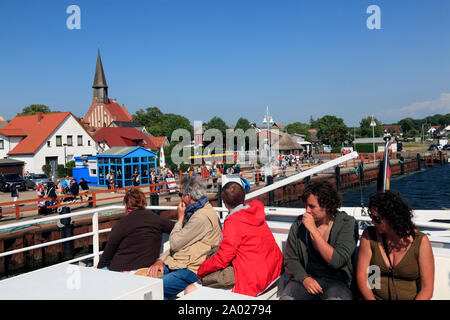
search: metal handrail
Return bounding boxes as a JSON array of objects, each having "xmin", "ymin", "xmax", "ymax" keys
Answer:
[{"xmin": 1, "ymin": 204, "xmax": 450, "ymax": 268}]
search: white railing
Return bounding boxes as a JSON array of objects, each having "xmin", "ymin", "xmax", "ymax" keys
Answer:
[{"xmin": 1, "ymin": 204, "xmax": 450, "ymax": 272}]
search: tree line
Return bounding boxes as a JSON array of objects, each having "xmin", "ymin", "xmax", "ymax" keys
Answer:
[{"xmin": 15, "ymin": 104, "xmax": 449, "ymax": 154}]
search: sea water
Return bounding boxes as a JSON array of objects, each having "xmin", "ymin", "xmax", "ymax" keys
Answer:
[{"xmin": 283, "ymin": 164, "xmax": 450, "ymax": 210}]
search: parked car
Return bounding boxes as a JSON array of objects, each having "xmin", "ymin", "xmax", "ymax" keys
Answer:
[
  {"xmin": 443, "ymin": 144, "xmax": 450, "ymax": 151},
  {"xmin": 0, "ymin": 174, "xmax": 27, "ymax": 192},
  {"xmin": 25, "ymin": 173, "xmax": 51, "ymax": 190},
  {"xmin": 428, "ymin": 144, "xmax": 439, "ymax": 151}
]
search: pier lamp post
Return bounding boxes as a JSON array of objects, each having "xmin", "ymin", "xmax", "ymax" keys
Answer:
[
  {"xmin": 422, "ymin": 122, "xmax": 429, "ymax": 144},
  {"xmin": 370, "ymin": 116, "xmax": 376, "ymax": 162},
  {"xmin": 263, "ymin": 106, "xmax": 274, "ymax": 176}
]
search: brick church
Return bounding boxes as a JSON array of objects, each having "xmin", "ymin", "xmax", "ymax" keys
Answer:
[
  {"xmin": 82, "ymin": 51, "xmax": 169, "ymax": 153},
  {"xmin": 82, "ymin": 50, "xmax": 133, "ymax": 131}
]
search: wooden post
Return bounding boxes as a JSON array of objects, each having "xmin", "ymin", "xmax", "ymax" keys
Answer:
[
  {"xmin": 92, "ymin": 192, "xmax": 97, "ymax": 208},
  {"xmin": 335, "ymin": 166, "xmax": 341, "ymax": 189}
]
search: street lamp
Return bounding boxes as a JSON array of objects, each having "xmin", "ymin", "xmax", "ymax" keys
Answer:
[
  {"xmin": 370, "ymin": 116, "xmax": 376, "ymax": 162},
  {"xmin": 422, "ymin": 122, "xmax": 428, "ymax": 144},
  {"xmin": 263, "ymin": 106, "xmax": 274, "ymax": 174}
]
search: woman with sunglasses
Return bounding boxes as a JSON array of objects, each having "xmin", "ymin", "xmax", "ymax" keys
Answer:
[{"xmin": 356, "ymin": 191, "xmax": 434, "ymax": 300}]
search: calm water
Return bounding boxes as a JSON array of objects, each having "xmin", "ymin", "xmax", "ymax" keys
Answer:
[{"xmin": 285, "ymin": 164, "xmax": 450, "ymax": 210}]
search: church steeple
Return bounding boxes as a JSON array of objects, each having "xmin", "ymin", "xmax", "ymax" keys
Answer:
[{"xmin": 92, "ymin": 49, "xmax": 109, "ymax": 104}]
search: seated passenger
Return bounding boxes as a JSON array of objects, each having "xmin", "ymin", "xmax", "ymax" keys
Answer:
[
  {"xmin": 146, "ymin": 176, "xmax": 221, "ymax": 299},
  {"xmin": 96, "ymin": 189, "xmax": 175, "ymax": 272},
  {"xmin": 281, "ymin": 181, "xmax": 357, "ymax": 300},
  {"xmin": 356, "ymin": 191, "xmax": 434, "ymax": 300},
  {"xmin": 189, "ymin": 182, "xmax": 283, "ymax": 296}
]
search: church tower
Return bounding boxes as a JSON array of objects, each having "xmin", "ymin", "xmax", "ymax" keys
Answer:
[
  {"xmin": 92, "ymin": 49, "xmax": 109, "ymax": 104},
  {"xmin": 83, "ymin": 49, "xmax": 132, "ymax": 131}
]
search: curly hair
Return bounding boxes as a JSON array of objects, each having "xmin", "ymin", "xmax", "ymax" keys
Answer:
[
  {"xmin": 123, "ymin": 188, "xmax": 147, "ymax": 212},
  {"xmin": 301, "ymin": 180, "xmax": 342, "ymax": 216},
  {"xmin": 368, "ymin": 191, "xmax": 416, "ymax": 238}
]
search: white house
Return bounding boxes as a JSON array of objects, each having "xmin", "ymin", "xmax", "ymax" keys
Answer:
[
  {"xmin": 2, "ymin": 112, "xmax": 102, "ymax": 174},
  {"xmin": 0, "ymin": 129, "xmax": 27, "ymax": 160}
]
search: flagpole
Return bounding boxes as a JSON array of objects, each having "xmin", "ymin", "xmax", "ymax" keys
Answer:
[{"xmin": 382, "ymin": 130, "xmax": 391, "ymax": 192}]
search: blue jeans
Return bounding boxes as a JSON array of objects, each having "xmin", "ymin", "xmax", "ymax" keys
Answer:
[
  {"xmin": 280, "ymin": 277, "xmax": 353, "ymax": 300},
  {"xmin": 161, "ymin": 265, "xmax": 198, "ymax": 300}
]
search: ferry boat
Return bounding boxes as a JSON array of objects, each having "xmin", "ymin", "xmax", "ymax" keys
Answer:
[{"xmin": 0, "ymin": 151, "xmax": 449, "ymax": 300}]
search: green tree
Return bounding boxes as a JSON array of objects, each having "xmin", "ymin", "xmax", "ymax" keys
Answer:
[
  {"xmin": 132, "ymin": 107, "xmax": 193, "ymax": 138},
  {"xmin": 234, "ymin": 117, "xmax": 252, "ymax": 131},
  {"xmin": 314, "ymin": 115, "xmax": 351, "ymax": 149},
  {"xmin": 164, "ymin": 140, "xmax": 193, "ymax": 172},
  {"xmin": 205, "ymin": 116, "xmax": 228, "ymax": 136},
  {"xmin": 162, "ymin": 113, "xmax": 193, "ymax": 139},
  {"xmin": 133, "ymin": 107, "xmax": 165, "ymax": 136},
  {"xmin": 233, "ymin": 117, "xmax": 256, "ymax": 151},
  {"xmin": 17, "ymin": 104, "xmax": 52, "ymax": 116},
  {"xmin": 285, "ymin": 121, "xmax": 312, "ymax": 141},
  {"xmin": 398, "ymin": 117, "xmax": 417, "ymax": 137},
  {"xmin": 359, "ymin": 116, "xmax": 383, "ymax": 138}
]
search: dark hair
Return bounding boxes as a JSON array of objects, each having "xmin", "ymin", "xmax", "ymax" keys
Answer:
[
  {"xmin": 301, "ymin": 181, "xmax": 342, "ymax": 216},
  {"xmin": 221, "ymin": 182, "xmax": 245, "ymax": 209},
  {"xmin": 123, "ymin": 188, "xmax": 147, "ymax": 211},
  {"xmin": 369, "ymin": 191, "xmax": 415, "ymax": 238}
]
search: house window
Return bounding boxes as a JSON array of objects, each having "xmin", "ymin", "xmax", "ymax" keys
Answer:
[
  {"xmin": 67, "ymin": 136, "xmax": 73, "ymax": 146},
  {"xmin": 88, "ymin": 140, "xmax": 91, "ymax": 146},
  {"xmin": 0, "ymin": 140, "xmax": 4, "ymax": 149},
  {"xmin": 47, "ymin": 141, "xmax": 51, "ymax": 147},
  {"xmin": 77, "ymin": 135, "xmax": 83, "ymax": 146},
  {"xmin": 56, "ymin": 136, "xmax": 62, "ymax": 146}
]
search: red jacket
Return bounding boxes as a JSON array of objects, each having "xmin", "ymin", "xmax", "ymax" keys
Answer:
[{"xmin": 197, "ymin": 200, "xmax": 283, "ymax": 296}]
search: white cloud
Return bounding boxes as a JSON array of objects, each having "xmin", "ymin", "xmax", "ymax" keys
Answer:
[{"xmin": 383, "ymin": 93, "xmax": 450, "ymax": 120}]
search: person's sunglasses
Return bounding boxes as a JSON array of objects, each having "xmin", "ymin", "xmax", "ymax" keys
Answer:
[{"xmin": 368, "ymin": 209, "xmax": 382, "ymax": 224}]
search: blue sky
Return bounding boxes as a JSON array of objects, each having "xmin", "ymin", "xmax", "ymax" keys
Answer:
[{"xmin": 1, "ymin": 0, "xmax": 450, "ymax": 127}]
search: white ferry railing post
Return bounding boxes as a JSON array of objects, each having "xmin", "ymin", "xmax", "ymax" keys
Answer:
[{"xmin": 92, "ymin": 211, "xmax": 100, "ymax": 266}]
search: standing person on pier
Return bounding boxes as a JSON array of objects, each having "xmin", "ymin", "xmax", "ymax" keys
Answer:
[
  {"xmin": 281, "ymin": 181, "xmax": 358, "ymax": 300},
  {"xmin": 10, "ymin": 184, "xmax": 19, "ymax": 205}
]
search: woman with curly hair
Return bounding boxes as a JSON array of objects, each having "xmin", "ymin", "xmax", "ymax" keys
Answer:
[
  {"xmin": 356, "ymin": 191, "xmax": 434, "ymax": 300},
  {"xmin": 281, "ymin": 181, "xmax": 358, "ymax": 300}
]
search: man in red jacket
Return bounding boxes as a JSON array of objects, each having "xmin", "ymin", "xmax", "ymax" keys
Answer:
[{"xmin": 193, "ymin": 182, "xmax": 283, "ymax": 297}]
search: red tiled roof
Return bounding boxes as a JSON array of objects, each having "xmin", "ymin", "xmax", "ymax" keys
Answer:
[
  {"xmin": 93, "ymin": 127, "xmax": 157, "ymax": 150},
  {"xmin": 5, "ymin": 112, "xmax": 99, "ymax": 155},
  {"xmin": 0, "ymin": 128, "xmax": 28, "ymax": 137},
  {"xmin": 83, "ymin": 99, "xmax": 132, "ymax": 126},
  {"xmin": 5, "ymin": 113, "xmax": 71, "ymax": 155},
  {"xmin": 107, "ymin": 100, "xmax": 132, "ymax": 122},
  {"xmin": 148, "ymin": 136, "xmax": 167, "ymax": 149}
]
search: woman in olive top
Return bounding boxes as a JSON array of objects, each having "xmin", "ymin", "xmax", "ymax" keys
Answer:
[
  {"xmin": 281, "ymin": 181, "xmax": 358, "ymax": 300},
  {"xmin": 97, "ymin": 189, "xmax": 175, "ymax": 272},
  {"xmin": 356, "ymin": 191, "xmax": 434, "ymax": 300}
]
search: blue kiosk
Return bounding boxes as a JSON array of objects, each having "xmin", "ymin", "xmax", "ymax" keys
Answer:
[
  {"xmin": 96, "ymin": 146, "xmax": 158, "ymax": 188},
  {"xmin": 73, "ymin": 147, "xmax": 158, "ymax": 187}
]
